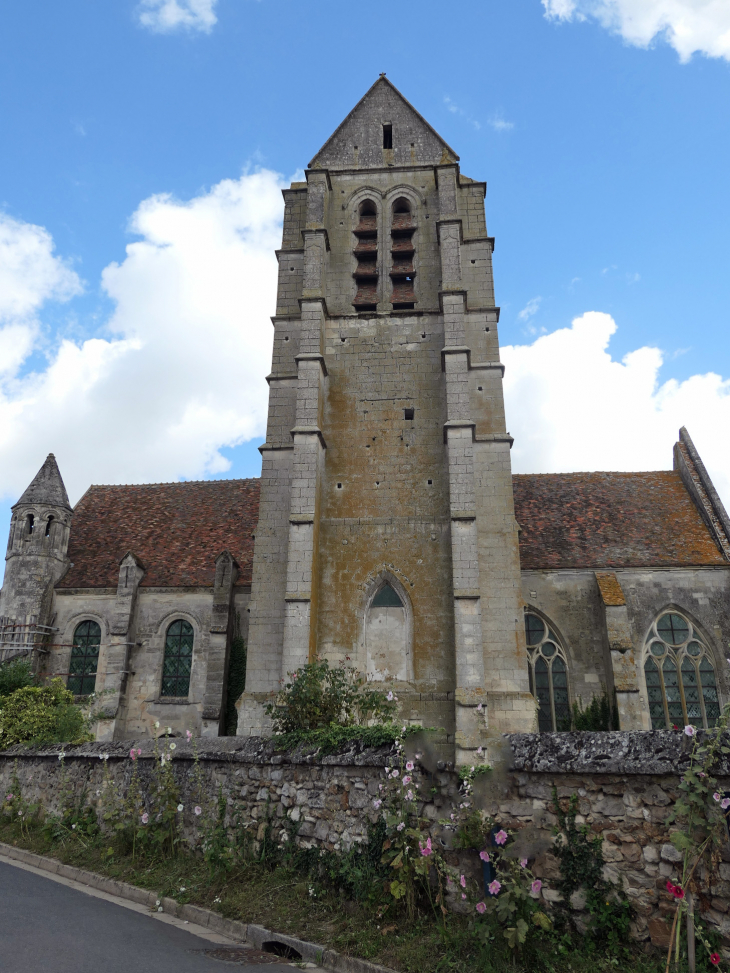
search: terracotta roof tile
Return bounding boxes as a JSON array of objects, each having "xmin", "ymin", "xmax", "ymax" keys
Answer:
[
  {"xmin": 513, "ymin": 471, "xmax": 727, "ymax": 570},
  {"xmin": 58, "ymin": 480, "xmax": 260, "ymax": 589}
]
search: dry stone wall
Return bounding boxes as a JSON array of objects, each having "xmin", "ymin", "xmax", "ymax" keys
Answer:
[{"xmin": 3, "ymin": 731, "xmax": 730, "ymax": 952}]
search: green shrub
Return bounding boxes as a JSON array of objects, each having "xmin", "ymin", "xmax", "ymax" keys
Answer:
[
  {"xmin": 0, "ymin": 658, "xmax": 35, "ymax": 698},
  {"xmin": 0, "ymin": 678, "xmax": 90, "ymax": 747},
  {"xmin": 571, "ymin": 693, "xmax": 618, "ymax": 731},
  {"xmin": 265, "ymin": 659, "xmax": 397, "ymax": 734}
]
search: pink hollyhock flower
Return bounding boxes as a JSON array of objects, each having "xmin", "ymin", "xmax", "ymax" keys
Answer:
[
  {"xmin": 373, "ymin": 799, "xmax": 382, "ymax": 809},
  {"xmin": 672, "ymin": 885, "xmax": 685, "ymax": 900},
  {"xmin": 186, "ymin": 730, "xmax": 192, "ymax": 741},
  {"xmin": 391, "ymin": 769, "xmax": 399, "ymax": 779},
  {"xmin": 479, "ymin": 850, "xmax": 490, "ymax": 862},
  {"xmin": 714, "ymin": 792, "xmax": 721, "ymax": 802},
  {"xmin": 419, "ymin": 837, "xmax": 432, "ymax": 857},
  {"xmin": 477, "ymin": 703, "xmax": 483, "ymax": 712},
  {"xmin": 141, "ymin": 812, "xmax": 149, "ymax": 824},
  {"xmin": 406, "ymin": 761, "xmax": 414, "ymax": 772},
  {"xmin": 722, "ymin": 798, "xmax": 730, "ymax": 810},
  {"xmin": 494, "ymin": 830, "xmax": 508, "ymax": 845},
  {"xmin": 194, "ymin": 806, "xmax": 202, "ymax": 816},
  {"xmin": 520, "ymin": 858, "xmax": 528, "ymax": 868},
  {"xmin": 684, "ymin": 725, "xmax": 696, "ymax": 737},
  {"xmin": 476, "ymin": 901, "xmax": 486, "ymax": 914},
  {"xmin": 531, "ymin": 880, "xmax": 542, "ymax": 894},
  {"xmin": 488, "ymin": 880, "xmax": 501, "ymax": 895},
  {"xmin": 460, "ymin": 875, "xmax": 466, "ymax": 888},
  {"xmin": 397, "ymin": 822, "xmax": 405, "ymax": 832},
  {"xmin": 130, "ymin": 748, "xmax": 137, "ymax": 760},
  {"xmin": 461, "ymin": 893, "xmax": 466, "ymax": 900},
  {"xmin": 402, "ymin": 775, "xmax": 412, "ymax": 785},
  {"xmin": 406, "ymin": 790, "xmax": 414, "ymax": 801}
]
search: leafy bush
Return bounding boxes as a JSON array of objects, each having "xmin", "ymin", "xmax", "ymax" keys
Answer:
[
  {"xmin": 0, "ymin": 658, "xmax": 35, "ymax": 698},
  {"xmin": 571, "ymin": 693, "xmax": 618, "ymax": 731},
  {"xmin": 0, "ymin": 679, "xmax": 90, "ymax": 747},
  {"xmin": 265, "ymin": 659, "xmax": 397, "ymax": 734}
]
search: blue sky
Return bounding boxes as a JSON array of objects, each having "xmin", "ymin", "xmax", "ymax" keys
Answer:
[{"xmin": 1, "ymin": 0, "xmax": 729, "ymax": 578}]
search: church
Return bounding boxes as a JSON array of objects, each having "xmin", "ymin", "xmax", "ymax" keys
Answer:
[{"xmin": 1, "ymin": 77, "xmax": 728, "ymax": 764}]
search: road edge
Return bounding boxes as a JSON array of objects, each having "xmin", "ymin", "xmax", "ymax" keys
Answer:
[{"xmin": 0, "ymin": 841, "xmax": 396, "ymax": 973}]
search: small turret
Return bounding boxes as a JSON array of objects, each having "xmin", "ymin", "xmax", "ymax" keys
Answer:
[{"xmin": 0, "ymin": 454, "xmax": 73, "ymax": 656}]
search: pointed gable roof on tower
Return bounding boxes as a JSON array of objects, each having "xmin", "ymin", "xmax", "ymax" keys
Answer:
[
  {"xmin": 308, "ymin": 75, "xmax": 459, "ymax": 171},
  {"xmin": 13, "ymin": 454, "xmax": 72, "ymax": 511}
]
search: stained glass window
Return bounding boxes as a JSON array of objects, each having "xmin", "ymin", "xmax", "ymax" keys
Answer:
[
  {"xmin": 643, "ymin": 612, "xmax": 719, "ymax": 729},
  {"xmin": 161, "ymin": 619, "xmax": 193, "ymax": 697},
  {"xmin": 68, "ymin": 620, "xmax": 101, "ymax": 696},
  {"xmin": 525, "ymin": 613, "xmax": 571, "ymax": 732}
]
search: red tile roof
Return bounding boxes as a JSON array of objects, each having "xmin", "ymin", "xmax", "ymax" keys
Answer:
[
  {"xmin": 513, "ymin": 471, "xmax": 727, "ymax": 570},
  {"xmin": 58, "ymin": 480, "xmax": 260, "ymax": 589},
  {"xmin": 56, "ymin": 469, "xmax": 726, "ymax": 589}
]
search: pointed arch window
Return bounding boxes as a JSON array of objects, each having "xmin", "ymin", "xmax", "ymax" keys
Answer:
[
  {"xmin": 366, "ymin": 581, "xmax": 411, "ymax": 682},
  {"xmin": 68, "ymin": 621, "xmax": 101, "ymax": 696},
  {"xmin": 353, "ymin": 199, "xmax": 378, "ymax": 311},
  {"xmin": 643, "ymin": 611, "xmax": 720, "ymax": 729},
  {"xmin": 525, "ymin": 613, "xmax": 570, "ymax": 732},
  {"xmin": 161, "ymin": 619, "xmax": 194, "ymax": 697},
  {"xmin": 390, "ymin": 197, "xmax": 416, "ymax": 310}
]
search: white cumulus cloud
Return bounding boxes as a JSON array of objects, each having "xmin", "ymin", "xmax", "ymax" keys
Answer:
[
  {"xmin": 542, "ymin": 0, "xmax": 730, "ymax": 62},
  {"xmin": 137, "ymin": 0, "xmax": 218, "ymax": 34},
  {"xmin": 503, "ymin": 310, "xmax": 730, "ymax": 506},
  {"xmin": 0, "ymin": 213, "xmax": 82, "ymax": 324},
  {"xmin": 0, "ymin": 169, "xmax": 285, "ymax": 504}
]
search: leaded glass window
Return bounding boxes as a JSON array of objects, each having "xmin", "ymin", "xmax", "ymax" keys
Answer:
[
  {"xmin": 161, "ymin": 620, "xmax": 193, "ymax": 697},
  {"xmin": 525, "ymin": 612, "xmax": 571, "ymax": 732},
  {"xmin": 643, "ymin": 611, "xmax": 720, "ymax": 729},
  {"xmin": 68, "ymin": 620, "xmax": 101, "ymax": 695}
]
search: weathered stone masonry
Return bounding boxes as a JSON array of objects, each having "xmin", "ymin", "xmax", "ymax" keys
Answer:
[{"xmin": 5, "ymin": 732, "xmax": 730, "ymax": 950}]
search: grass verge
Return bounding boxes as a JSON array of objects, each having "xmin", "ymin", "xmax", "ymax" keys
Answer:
[{"xmin": 0, "ymin": 817, "xmax": 670, "ymax": 973}]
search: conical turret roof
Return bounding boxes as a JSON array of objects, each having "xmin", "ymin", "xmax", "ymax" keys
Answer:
[{"xmin": 13, "ymin": 454, "xmax": 72, "ymax": 511}]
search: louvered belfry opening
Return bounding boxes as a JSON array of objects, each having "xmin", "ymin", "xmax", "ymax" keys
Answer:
[
  {"xmin": 353, "ymin": 199, "xmax": 378, "ymax": 312},
  {"xmin": 390, "ymin": 197, "xmax": 416, "ymax": 310}
]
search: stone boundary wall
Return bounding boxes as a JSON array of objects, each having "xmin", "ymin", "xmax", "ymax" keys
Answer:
[{"xmin": 2, "ymin": 731, "xmax": 730, "ymax": 951}]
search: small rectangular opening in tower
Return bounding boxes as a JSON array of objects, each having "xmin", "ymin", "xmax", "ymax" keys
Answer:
[
  {"xmin": 383, "ymin": 124, "xmax": 393, "ymax": 149},
  {"xmin": 404, "ymin": 408, "xmax": 414, "ymax": 420}
]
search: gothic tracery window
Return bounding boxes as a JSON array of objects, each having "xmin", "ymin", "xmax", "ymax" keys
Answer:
[
  {"xmin": 643, "ymin": 610, "xmax": 720, "ymax": 729},
  {"xmin": 68, "ymin": 620, "xmax": 101, "ymax": 696},
  {"xmin": 525, "ymin": 613, "xmax": 570, "ymax": 732},
  {"xmin": 161, "ymin": 619, "xmax": 194, "ymax": 697}
]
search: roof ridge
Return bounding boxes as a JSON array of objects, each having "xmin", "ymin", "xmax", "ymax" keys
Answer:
[{"xmin": 85, "ymin": 477, "xmax": 260, "ymax": 488}]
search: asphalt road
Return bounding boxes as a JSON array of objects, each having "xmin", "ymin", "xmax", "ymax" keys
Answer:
[{"xmin": 0, "ymin": 860, "xmax": 295, "ymax": 973}]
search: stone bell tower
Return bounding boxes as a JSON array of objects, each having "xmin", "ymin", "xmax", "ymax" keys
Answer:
[
  {"xmin": 0, "ymin": 454, "xmax": 72, "ymax": 656},
  {"xmin": 238, "ymin": 76, "xmax": 535, "ymax": 763}
]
